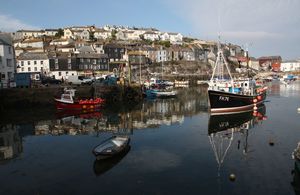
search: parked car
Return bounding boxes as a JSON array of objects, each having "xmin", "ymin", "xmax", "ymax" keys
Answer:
[
  {"xmin": 67, "ymin": 75, "xmax": 93, "ymax": 85},
  {"xmin": 41, "ymin": 77, "xmax": 62, "ymax": 85}
]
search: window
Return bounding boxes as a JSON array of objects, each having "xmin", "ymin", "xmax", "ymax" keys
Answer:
[
  {"xmin": 0, "ymin": 56, "xmax": 2, "ymax": 65},
  {"xmin": 84, "ymin": 64, "xmax": 88, "ymax": 69},
  {"xmin": 93, "ymin": 59, "xmax": 96, "ymax": 64},
  {"xmin": 34, "ymin": 61, "xmax": 37, "ymax": 65},
  {"xmin": 55, "ymin": 63, "xmax": 59, "ymax": 70},
  {"xmin": 68, "ymin": 58, "xmax": 71, "ymax": 63},
  {"xmin": 80, "ymin": 58, "xmax": 84, "ymax": 63},
  {"xmin": 59, "ymin": 72, "xmax": 61, "ymax": 76},
  {"xmin": 28, "ymin": 61, "xmax": 31, "ymax": 65},
  {"xmin": 1, "ymin": 74, "xmax": 5, "ymax": 79},
  {"xmin": 28, "ymin": 67, "xmax": 31, "ymax": 72},
  {"xmin": 21, "ymin": 61, "xmax": 24, "ymax": 66},
  {"xmin": 68, "ymin": 63, "xmax": 72, "ymax": 70},
  {"xmin": 40, "ymin": 60, "xmax": 43, "ymax": 64},
  {"xmin": 8, "ymin": 47, "xmax": 11, "ymax": 54},
  {"xmin": 21, "ymin": 67, "xmax": 24, "ymax": 71},
  {"xmin": 7, "ymin": 59, "xmax": 12, "ymax": 67},
  {"xmin": 34, "ymin": 67, "xmax": 37, "ymax": 71},
  {"xmin": 55, "ymin": 59, "xmax": 58, "ymax": 64}
]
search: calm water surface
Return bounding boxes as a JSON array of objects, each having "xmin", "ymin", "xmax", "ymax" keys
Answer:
[{"xmin": 1, "ymin": 81, "xmax": 300, "ymax": 195}]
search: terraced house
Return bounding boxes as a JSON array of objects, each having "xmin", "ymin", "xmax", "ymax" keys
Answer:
[{"xmin": 0, "ymin": 34, "xmax": 16, "ymax": 88}]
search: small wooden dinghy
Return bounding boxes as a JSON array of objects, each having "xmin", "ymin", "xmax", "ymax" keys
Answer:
[{"xmin": 92, "ymin": 136, "xmax": 130, "ymax": 160}]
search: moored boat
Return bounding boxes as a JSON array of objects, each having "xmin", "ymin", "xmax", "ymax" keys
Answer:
[
  {"xmin": 145, "ymin": 88, "xmax": 177, "ymax": 98},
  {"xmin": 92, "ymin": 136, "xmax": 130, "ymax": 160},
  {"xmin": 54, "ymin": 88, "xmax": 105, "ymax": 110},
  {"xmin": 208, "ymin": 42, "xmax": 267, "ymax": 114}
]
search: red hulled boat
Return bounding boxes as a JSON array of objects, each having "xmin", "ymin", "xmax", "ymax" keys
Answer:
[{"xmin": 54, "ymin": 88, "xmax": 105, "ymax": 110}]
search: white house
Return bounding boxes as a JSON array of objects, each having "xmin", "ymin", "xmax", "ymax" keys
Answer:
[
  {"xmin": 160, "ymin": 32, "xmax": 183, "ymax": 44},
  {"xmin": 14, "ymin": 30, "xmax": 45, "ymax": 39},
  {"xmin": 44, "ymin": 29, "xmax": 58, "ymax": 37},
  {"xmin": 0, "ymin": 35, "xmax": 16, "ymax": 88},
  {"xmin": 50, "ymin": 38, "xmax": 73, "ymax": 46},
  {"xmin": 16, "ymin": 38, "xmax": 44, "ymax": 48},
  {"xmin": 156, "ymin": 47, "xmax": 167, "ymax": 63},
  {"xmin": 94, "ymin": 28, "xmax": 111, "ymax": 40},
  {"xmin": 143, "ymin": 31, "xmax": 160, "ymax": 41},
  {"xmin": 63, "ymin": 29, "xmax": 74, "ymax": 39},
  {"xmin": 92, "ymin": 41, "xmax": 105, "ymax": 54},
  {"xmin": 17, "ymin": 52, "xmax": 50, "ymax": 78},
  {"xmin": 281, "ymin": 61, "xmax": 300, "ymax": 72},
  {"xmin": 168, "ymin": 33, "xmax": 183, "ymax": 44},
  {"xmin": 77, "ymin": 29, "xmax": 90, "ymax": 40}
]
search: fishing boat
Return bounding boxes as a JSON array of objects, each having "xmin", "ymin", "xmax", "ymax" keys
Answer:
[
  {"xmin": 208, "ymin": 42, "xmax": 267, "ymax": 114},
  {"xmin": 145, "ymin": 87, "xmax": 177, "ymax": 98},
  {"xmin": 54, "ymin": 88, "xmax": 105, "ymax": 110},
  {"xmin": 92, "ymin": 136, "xmax": 130, "ymax": 160}
]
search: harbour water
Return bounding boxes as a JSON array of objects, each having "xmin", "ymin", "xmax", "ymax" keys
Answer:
[{"xmin": 1, "ymin": 81, "xmax": 300, "ymax": 195}]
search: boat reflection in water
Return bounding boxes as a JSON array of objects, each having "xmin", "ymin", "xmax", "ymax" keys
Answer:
[
  {"xmin": 291, "ymin": 160, "xmax": 300, "ymax": 195},
  {"xmin": 208, "ymin": 104, "xmax": 267, "ymax": 174},
  {"xmin": 93, "ymin": 145, "xmax": 131, "ymax": 176}
]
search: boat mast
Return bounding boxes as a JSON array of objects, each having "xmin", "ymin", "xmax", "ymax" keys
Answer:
[
  {"xmin": 210, "ymin": 40, "xmax": 233, "ymax": 83},
  {"xmin": 139, "ymin": 47, "xmax": 142, "ymax": 85},
  {"xmin": 161, "ymin": 46, "xmax": 163, "ymax": 80}
]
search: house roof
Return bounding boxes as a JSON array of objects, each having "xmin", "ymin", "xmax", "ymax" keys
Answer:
[
  {"xmin": 17, "ymin": 29, "xmax": 44, "ymax": 33},
  {"xmin": 22, "ymin": 38, "xmax": 43, "ymax": 43},
  {"xmin": 0, "ymin": 33, "xmax": 13, "ymax": 45},
  {"xmin": 18, "ymin": 52, "xmax": 48, "ymax": 60},
  {"xmin": 76, "ymin": 53, "xmax": 108, "ymax": 58},
  {"xmin": 77, "ymin": 45, "xmax": 95, "ymax": 53},
  {"xmin": 0, "ymin": 38, "xmax": 11, "ymax": 46},
  {"xmin": 45, "ymin": 29, "xmax": 58, "ymax": 31},
  {"xmin": 258, "ymin": 56, "xmax": 282, "ymax": 60},
  {"xmin": 51, "ymin": 38, "xmax": 70, "ymax": 42},
  {"xmin": 144, "ymin": 31, "xmax": 158, "ymax": 35}
]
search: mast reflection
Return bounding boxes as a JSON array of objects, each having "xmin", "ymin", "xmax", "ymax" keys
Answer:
[{"xmin": 208, "ymin": 104, "xmax": 267, "ymax": 173}]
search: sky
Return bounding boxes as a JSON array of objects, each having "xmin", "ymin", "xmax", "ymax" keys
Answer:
[{"xmin": 0, "ymin": 0, "xmax": 299, "ymax": 60}]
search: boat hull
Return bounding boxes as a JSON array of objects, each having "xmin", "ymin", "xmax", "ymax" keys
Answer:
[
  {"xmin": 208, "ymin": 104, "xmax": 266, "ymax": 134},
  {"xmin": 145, "ymin": 89, "xmax": 177, "ymax": 98},
  {"xmin": 54, "ymin": 98, "xmax": 104, "ymax": 110},
  {"xmin": 208, "ymin": 90, "xmax": 266, "ymax": 114},
  {"xmin": 93, "ymin": 136, "xmax": 130, "ymax": 160}
]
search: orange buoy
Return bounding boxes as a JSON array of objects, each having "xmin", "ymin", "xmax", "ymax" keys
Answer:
[{"xmin": 257, "ymin": 96, "xmax": 262, "ymax": 100}]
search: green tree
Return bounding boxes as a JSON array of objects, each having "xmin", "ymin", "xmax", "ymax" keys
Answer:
[
  {"xmin": 111, "ymin": 29, "xmax": 117, "ymax": 40},
  {"xmin": 55, "ymin": 28, "xmax": 64, "ymax": 38},
  {"xmin": 89, "ymin": 31, "xmax": 96, "ymax": 41}
]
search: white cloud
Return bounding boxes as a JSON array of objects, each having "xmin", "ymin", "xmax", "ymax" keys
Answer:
[
  {"xmin": 0, "ymin": 14, "xmax": 39, "ymax": 32},
  {"xmin": 222, "ymin": 31, "xmax": 283, "ymax": 40},
  {"xmin": 163, "ymin": 0, "xmax": 300, "ymax": 59}
]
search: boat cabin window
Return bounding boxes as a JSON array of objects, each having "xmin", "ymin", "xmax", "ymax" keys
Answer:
[
  {"xmin": 62, "ymin": 95, "xmax": 71, "ymax": 100},
  {"xmin": 245, "ymin": 83, "xmax": 247, "ymax": 87},
  {"xmin": 241, "ymin": 83, "xmax": 244, "ymax": 87}
]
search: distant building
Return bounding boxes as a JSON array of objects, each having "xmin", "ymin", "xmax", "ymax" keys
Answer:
[
  {"xmin": 281, "ymin": 61, "xmax": 300, "ymax": 72},
  {"xmin": 258, "ymin": 56, "xmax": 282, "ymax": 71},
  {"xmin": 48, "ymin": 52, "xmax": 109, "ymax": 79},
  {"xmin": 103, "ymin": 43, "xmax": 126, "ymax": 62},
  {"xmin": 0, "ymin": 34, "xmax": 16, "ymax": 88},
  {"xmin": 93, "ymin": 28, "xmax": 111, "ymax": 40},
  {"xmin": 48, "ymin": 52, "xmax": 78, "ymax": 79},
  {"xmin": 17, "ymin": 52, "xmax": 50, "ymax": 79}
]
